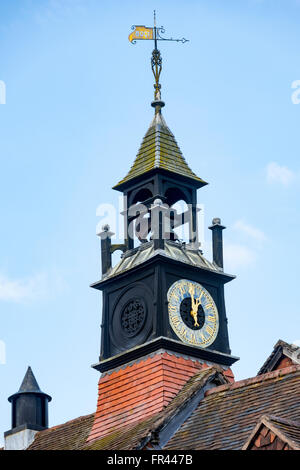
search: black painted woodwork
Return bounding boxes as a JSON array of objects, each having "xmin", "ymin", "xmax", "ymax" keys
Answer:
[
  {"xmin": 93, "ymin": 108, "xmax": 238, "ymax": 371},
  {"xmin": 115, "ymin": 169, "xmax": 203, "ymax": 250},
  {"xmin": 6, "ymin": 367, "xmax": 51, "ymax": 434},
  {"xmin": 209, "ymin": 218, "xmax": 226, "ymax": 269},
  {"xmin": 92, "ymin": 337, "xmax": 239, "ymax": 373},
  {"xmin": 92, "ymin": 250, "xmax": 235, "ymax": 365}
]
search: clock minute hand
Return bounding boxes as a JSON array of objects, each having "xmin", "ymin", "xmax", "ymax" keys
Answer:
[
  {"xmin": 188, "ymin": 284, "xmax": 195, "ymax": 309},
  {"xmin": 188, "ymin": 285, "xmax": 200, "ymax": 327}
]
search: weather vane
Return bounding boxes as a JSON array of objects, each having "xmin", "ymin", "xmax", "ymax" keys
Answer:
[{"xmin": 128, "ymin": 11, "xmax": 189, "ymax": 106}]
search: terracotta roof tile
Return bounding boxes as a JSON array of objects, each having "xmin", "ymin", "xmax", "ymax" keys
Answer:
[
  {"xmin": 22, "ymin": 345, "xmax": 299, "ymax": 450},
  {"xmin": 84, "ymin": 367, "xmax": 226, "ymax": 450},
  {"xmin": 25, "ymin": 360, "xmax": 299, "ymax": 450},
  {"xmin": 242, "ymin": 415, "xmax": 300, "ymax": 450},
  {"xmin": 87, "ymin": 352, "xmax": 230, "ymax": 444}
]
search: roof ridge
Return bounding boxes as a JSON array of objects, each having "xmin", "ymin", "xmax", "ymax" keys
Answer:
[
  {"xmin": 135, "ymin": 366, "xmax": 227, "ymax": 449},
  {"xmin": 264, "ymin": 414, "xmax": 300, "ymax": 427},
  {"xmin": 242, "ymin": 413, "xmax": 300, "ymax": 450},
  {"xmin": 205, "ymin": 364, "xmax": 300, "ymax": 396}
]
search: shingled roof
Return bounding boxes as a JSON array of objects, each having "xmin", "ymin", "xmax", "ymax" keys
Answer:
[
  {"xmin": 28, "ymin": 414, "xmax": 94, "ymax": 450},
  {"xmin": 83, "ymin": 365, "xmax": 300, "ymax": 450},
  {"xmin": 165, "ymin": 365, "xmax": 300, "ymax": 450},
  {"xmin": 24, "ymin": 350, "xmax": 300, "ymax": 450},
  {"xmin": 113, "ymin": 110, "xmax": 206, "ymax": 190},
  {"xmin": 85, "ymin": 366, "xmax": 228, "ymax": 450},
  {"xmin": 87, "ymin": 352, "xmax": 233, "ymax": 445}
]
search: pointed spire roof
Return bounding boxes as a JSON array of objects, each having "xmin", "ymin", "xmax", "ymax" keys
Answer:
[
  {"xmin": 113, "ymin": 108, "xmax": 207, "ymax": 190},
  {"xmin": 18, "ymin": 366, "xmax": 41, "ymax": 393},
  {"xmin": 8, "ymin": 366, "xmax": 52, "ymax": 402}
]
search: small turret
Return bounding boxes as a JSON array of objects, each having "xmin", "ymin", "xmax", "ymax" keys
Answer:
[
  {"xmin": 209, "ymin": 218, "xmax": 226, "ymax": 269},
  {"xmin": 4, "ymin": 366, "xmax": 51, "ymax": 450}
]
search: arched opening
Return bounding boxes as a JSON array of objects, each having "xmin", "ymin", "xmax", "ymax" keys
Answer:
[
  {"xmin": 132, "ymin": 188, "xmax": 153, "ymax": 205},
  {"xmin": 164, "ymin": 187, "xmax": 188, "ymax": 206},
  {"xmin": 126, "ymin": 188, "xmax": 153, "ymax": 248},
  {"xmin": 170, "ymin": 199, "xmax": 190, "ymax": 243}
]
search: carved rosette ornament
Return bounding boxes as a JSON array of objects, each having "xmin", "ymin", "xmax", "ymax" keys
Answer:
[{"xmin": 121, "ymin": 299, "xmax": 146, "ymax": 337}]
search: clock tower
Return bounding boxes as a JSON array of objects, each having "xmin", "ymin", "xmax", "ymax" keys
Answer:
[
  {"xmin": 91, "ymin": 35, "xmax": 238, "ymax": 371},
  {"xmin": 87, "ymin": 25, "xmax": 238, "ymax": 443},
  {"xmin": 91, "ymin": 96, "xmax": 238, "ymax": 373}
]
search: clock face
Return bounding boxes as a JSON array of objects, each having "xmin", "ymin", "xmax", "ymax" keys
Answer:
[{"xmin": 168, "ymin": 279, "xmax": 219, "ymax": 348}]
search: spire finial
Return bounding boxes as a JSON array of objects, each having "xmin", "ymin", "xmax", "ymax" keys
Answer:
[
  {"xmin": 128, "ymin": 13, "xmax": 189, "ymax": 112},
  {"xmin": 151, "ymin": 19, "xmax": 162, "ymax": 101}
]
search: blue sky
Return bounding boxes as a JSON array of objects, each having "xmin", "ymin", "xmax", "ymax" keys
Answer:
[{"xmin": 0, "ymin": 0, "xmax": 300, "ymax": 442}]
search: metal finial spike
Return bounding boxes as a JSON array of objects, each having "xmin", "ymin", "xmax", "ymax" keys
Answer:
[{"xmin": 151, "ymin": 47, "xmax": 162, "ymax": 102}]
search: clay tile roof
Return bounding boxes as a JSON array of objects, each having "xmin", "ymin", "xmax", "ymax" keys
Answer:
[
  {"xmin": 84, "ymin": 366, "xmax": 227, "ymax": 450},
  {"xmin": 25, "ymin": 362, "xmax": 300, "ymax": 450},
  {"xmin": 165, "ymin": 365, "xmax": 300, "ymax": 450},
  {"xmin": 87, "ymin": 352, "xmax": 226, "ymax": 444},
  {"xmin": 113, "ymin": 111, "xmax": 206, "ymax": 190},
  {"xmin": 242, "ymin": 415, "xmax": 300, "ymax": 450},
  {"xmin": 28, "ymin": 413, "xmax": 95, "ymax": 450}
]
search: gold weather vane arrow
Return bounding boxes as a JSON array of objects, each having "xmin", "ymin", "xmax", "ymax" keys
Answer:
[{"xmin": 128, "ymin": 11, "xmax": 189, "ymax": 104}]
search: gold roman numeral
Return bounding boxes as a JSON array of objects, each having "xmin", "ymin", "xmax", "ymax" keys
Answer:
[{"xmin": 206, "ymin": 325, "xmax": 214, "ymax": 336}]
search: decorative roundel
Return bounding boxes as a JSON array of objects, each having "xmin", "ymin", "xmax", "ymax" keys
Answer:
[
  {"xmin": 120, "ymin": 299, "xmax": 146, "ymax": 337},
  {"xmin": 168, "ymin": 279, "xmax": 219, "ymax": 348}
]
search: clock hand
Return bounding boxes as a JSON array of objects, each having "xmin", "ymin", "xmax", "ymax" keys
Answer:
[
  {"xmin": 188, "ymin": 285, "xmax": 200, "ymax": 327},
  {"xmin": 190, "ymin": 307, "xmax": 200, "ymax": 327},
  {"xmin": 192, "ymin": 297, "xmax": 201, "ymax": 327}
]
